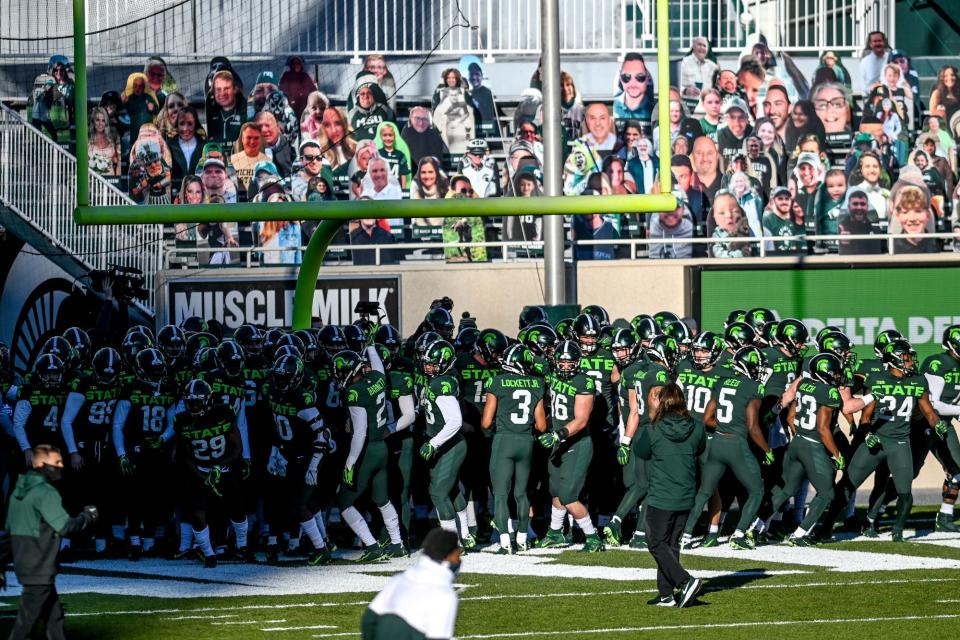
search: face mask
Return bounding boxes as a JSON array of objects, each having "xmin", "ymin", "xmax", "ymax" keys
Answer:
[{"xmin": 40, "ymin": 464, "xmax": 62, "ymax": 483}]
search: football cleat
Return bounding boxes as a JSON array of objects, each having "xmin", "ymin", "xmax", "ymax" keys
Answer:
[
  {"xmin": 202, "ymin": 553, "xmax": 217, "ymax": 569},
  {"xmin": 128, "ymin": 544, "xmax": 142, "ymax": 561},
  {"xmin": 461, "ymin": 534, "xmax": 477, "ymax": 550},
  {"xmin": 172, "ymin": 547, "xmax": 194, "ymax": 561},
  {"xmin": 746, "ymin": 529, "xmax": 767, "ymax": 547},
  {"xmin": 496, "ymin": 546, "xmax": 512, "ymax": 555},
  {"xmin": 539, "ymin": 529, "xmax": 567, "ymax": 548},
  {"xmin": 628, "ymin": 533, "xmax": 648, "ymax": 550},
  {"xmin": 385, "ymin": 543, "xmax": 408, "ymax": 558},
  {"xmin": 860, "ymin": 520, "xmax": 880, "ymax": 538},
  {"xmin": 786, "ymin": 535, "xmax": 816, "ymax": 547},
  {"xmin": 602, "ymin": 520, "xmax": 622, "ymax": 546},
  {"xmin": 680, "ymin": 533, "xmax": 694, "ymax": 550},
  {"xmin": 307, "ymin": 548, "xmax": 332, "ymax": 566},
  {"xmin": 515, "ymin": 540, "xmax": 532, "ymax": 553},
  {"xmin": 700, "ymin": 532, "xmax": 720, "ymax": 548},
  {"xmin": 265, "ymin": 544, "xmax": 280, "ymax": 564},
  {"xmin": 580, "ymin": 533, "xmax": 605, "ymax": 553},
  {"xmin": 891, "ymin": 530, "xmax": 905, "ymax": 542},
  {"xmin": 729, "ymin": 535, "xmax": 752, "ymax": 550},
  {"xmin": 935, "ymin": 513, "xmax": 960, "ymax": 533},
  {"xmin": 358, "ymin": 545, "xmax": 388, "ymax": 562}
]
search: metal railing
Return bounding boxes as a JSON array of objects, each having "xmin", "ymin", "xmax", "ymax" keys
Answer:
[
  {"xmin": 0, "ymin": 104, "xmax": 162, "ymax": 316},
  {"xmin": 163, "ymin": 231, "xmax": 960, "ymax": 268},
  {"xmin": 1, "ymin": 0, "xmax": 888, "ymax": 60}
]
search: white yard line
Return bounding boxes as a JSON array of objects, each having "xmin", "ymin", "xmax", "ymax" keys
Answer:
[
  {"xmin": 162, "ymin": 614, "xmax": 238, "ymax": 621},
  {"xmin": 261, "ymin": 624, "xmax": 338, "ymax": 632},
  {"xmin": 212, "ymin": 619, "xmax": 288, "ymax": 625}
]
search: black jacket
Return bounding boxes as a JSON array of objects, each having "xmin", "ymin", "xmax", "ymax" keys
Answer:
[{"xmin": 169, "ymin": 134, "xmax": 206, "ymax": 189}]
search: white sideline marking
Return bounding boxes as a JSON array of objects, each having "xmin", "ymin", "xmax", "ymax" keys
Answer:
[
  {"xmin": 162, "ymin": 614, "xmax": 238, "ymax": 621},
  {"xmin": 213, "ymin": 619, "xmax": 287, "ymax": 625}
]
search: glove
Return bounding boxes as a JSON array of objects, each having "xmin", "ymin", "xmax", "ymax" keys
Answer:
[
  {"xmin": 616, "ymin": 443, "xmax": 630, "ymax": 466},
  {"xmin": 83, "ymin": 505, "xmax": 99, "ymax": 523},
  {"xmin": 831, "ymin": 453, "xmax": 845, "ymax": 470},
  {"xmin": 343, "ymin": 465, "xmax": 355, "ymax": 487},
  {"xmin": 118, "ymin": 455, "xmax": 135, "ymax": 477},
  {"xmin": 762, "ymin": 450, "xmax": 775, "ymax": 466},
  {"xmin": 539, "ymin": 432, "xmax": 561, "ymax": 449},
  {"xmin": 316, "ymin": 428, "xmax": 336, "ymax": 453},
  {"xmin": 242, "ymin": 458, "xmax": 252, "ymax": 480},
  {"xmin": 145, "ymin": 436, "xmax": 164, "ymax": 450},
  {"xmin": 865, "ymin": 432, "xmax": 881, "ymax": 449},
  {"xmin": 934, "ymin": 420, "xmax": 950, "ymax": 439},
  {"xmin": 266, "ymin": 447, "xmax": 288, "ymax": 477},
  {"xmin": 419, "ymin": 442, "xmax": 436, "ymax": 461},
  {"xmin": 205, "ymin": 466, "xmax": 223, "ymax": 497}
]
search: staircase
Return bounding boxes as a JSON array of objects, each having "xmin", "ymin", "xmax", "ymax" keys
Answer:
[{"xmin": 0, "ymin": 104, "xmax": 162, "ymax": 318}]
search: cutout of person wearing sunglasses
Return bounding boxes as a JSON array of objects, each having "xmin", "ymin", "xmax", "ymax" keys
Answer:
[{"xmin": 614, "ymin": 53, "xmax": 654, "ymax": 123}]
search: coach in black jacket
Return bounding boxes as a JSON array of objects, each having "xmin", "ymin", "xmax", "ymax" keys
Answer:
[{"xmin": 6, "ymin": 445, "xmax": 97, "ymax": 640}]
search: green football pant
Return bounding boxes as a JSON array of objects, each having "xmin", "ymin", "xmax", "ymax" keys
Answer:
[
  {"xmin": 548, "ymin": 435, "xmax": 593, "ymax": 506},
  {"xmin": 771, "ymin": 436, "xmax": 835, "ymax": 532},
  {"xmin": 615, "ymin": 434, "xmax": 648, "ymax": 521},
  {"xmin": 429, "ymin": 437, "xmax": 468, "ymax": 521},
  {"xmin": 685, "ymin": 434, "xmax": 763, "ymax": 535},
  {"xmin": 840, "ymin": 434, "xmax": 914, "ymax": 532},
  {"xmin": 490, "ymin": 433, "xmax": 534, "ymax": 535},
  {"xmin": 338, "ymin": 440, "xmax": 390, "ymax": 510}
]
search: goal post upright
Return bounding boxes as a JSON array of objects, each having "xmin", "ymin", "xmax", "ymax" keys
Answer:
[{"xmin": 74, "ymin": 0, "xmax": 89, "ymax": 207}]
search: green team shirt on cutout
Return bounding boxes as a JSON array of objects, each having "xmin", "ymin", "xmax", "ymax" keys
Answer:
[
  {"xmin": 711, "ymin": 376, "xmax": 765, "ymax": 438},
  {"xmin": 793, "ymin": 379, "xmax": 841, "ymax": 443},
  {"xmin": 486, "ymin": 373, "xmax": 545, "ymax": 437}
]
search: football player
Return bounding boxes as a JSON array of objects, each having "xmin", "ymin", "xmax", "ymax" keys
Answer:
[
  {"xmin": 682, "ymin": 346, "xmax": 774, "ymax": 550},
  {"xmin": 335, "ymin": 347, "xmax": 406, "ymax": 560},
  {"xmin": 418, "ymin": 340, "xmax": 471, "ymax": 545},
  {"xmin": 481, "ymin": 344, "xmax": 547, "ymax": 553},
  {"xmin": 175, "ymin": 379, "xmax": 246, "ymax": 567},
  {"xmin": 538, "ymin": 340, "xmax": 602, "ymax": 552}
]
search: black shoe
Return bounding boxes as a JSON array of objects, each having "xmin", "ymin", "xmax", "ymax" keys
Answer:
[
  {"xmin": 678, "ymin": 577, "xmax": 703, "ymax": 608},
  {"xmin": 171, "ymin": 547, "xmax": 195, "ymax": 560},
  {"xmin": 128, "ymin": 544, "xmax": 142, "ymax": 561},
  {"xmin": 265, "ymin": 544, "xmax": 280, "ymax": 564},
  {"xmin": 647, "ymin": 595, "xmax": 676, "ymax": 607},
  {"xmin": 202, "ymin": 553, "xmax": 217, "ymax": 568}
]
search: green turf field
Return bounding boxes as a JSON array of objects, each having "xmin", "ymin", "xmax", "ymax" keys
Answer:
[{"xmin": 2, "ymin": 507, "xmax": 959, "ymax": 639}]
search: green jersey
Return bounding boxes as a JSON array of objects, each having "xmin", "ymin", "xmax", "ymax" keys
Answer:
[
  {"xmin": 421, "ymin": 375, "xmax": 460, "ymax": 439},
  {"xmin": 676, "ymin": 363, "xmax": 723, "ymax": 427},
  {"xmin": 379, "ymin": 148, "xmax": 411, "ymax": 182},
  {"xmin": 793, "ymin": 379, "xmax": 841, "ymax": 443},
  {"xmin": 921, "ymin": 353, "xmax": 960, "ymax": 407},
  {"xmin": 580, "ymin": 349, "xmax": 617, "ymax": 434},
  {"xmin": 174, "ymin": 404, "xmax": 239, "ymax": 469},
  {"xmin": 853, "ymin": 356, "xmax": 883, "ymax": 394},
  {"xmin": 762, "ymin": 347, "xmax": 802, "ymax": 397},
  {"xmin": 455, "ymin": 352, "xmax": 498, "ymax": 426},
  {"xmin": 632, "ymin": 362, "xmax": 672, "ymax": 430},
  {"xmin": 762, "ymin": 212, "xmax": 805, "ymax": 253},
  {"xmin": 197, "ymin": 369, "xmax": 246, "ymax": 416},
  {"xmin": 345, "ymin": 371, "xmax": 389, "ymax": 442},
  {"xmin": 485, "ymin": 373, "xmax": 545, "ymax": 436},
  {"xmin": 77, "ymin": 376, "xmax": 121, "ymax": 447},
  {"xmin": 387, "ymin": 359, "xmax": 415, "ymax": 427},
  {"xmin": 617, "ymin": 361, "xmax": 645, "ymax": 430},
  {"xmin": 711, "ymin": 376, "xmax": 765, "ymax": 438},
  {"xmin": 868, "ymin": 371, "xmax": 929, "ymax": 439},
  {"xmin": 546, "ymin": 372, "xmax": 595, "ymax": 442}
]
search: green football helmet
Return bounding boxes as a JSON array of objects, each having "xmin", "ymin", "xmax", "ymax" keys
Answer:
[
  {"xmin": 523, "ymin": 323, "xmax": 559, "ymax": 358},
  {"xmin": 745, "ymin": 307, "xmax": 778, "ymax": 333},
  {"xmin": 519, "ymin": 305, "xmax": 550, "ymax": 330},
  {"xmin": 690, "ymin": 331, "xmax": 723, "ymax": 371},
  {"xmin": 91, "ymin": 347, "xmax": 121, "ymax": 386},
  {"xmin": 271, "ymin": 354, "xmax": 304, "ymax": 393},
  {"xmin": 62, "ymin": 327, "xmax": 92, "ymax": 365},
  {"xmin": 724, "ymin": 309, "xmax": 747, "ymax": 329},
  {"xmin": 41, "ymin": 336, "xmax": 79, "ymax": 371},
  {"xmin": 425, "ymin": 307, "xmax": 456, "ymax": 340},
  {"xmin": 552, "ymin": 340, "xmax": 583, "ymax": 380},
  {"xmin": 731, "ymin": 345, "xmax": 769, "ymax": 383},
  {"xmin": 318, "ymin": 325, "xmax": 348, "ymax": 360},
  {"xmin": 477, "ymin": 328, "xmax": 508, "ymax": 365},
  {"xmin": 215, "ymin": 340, "xmax": 245, "ymax": 377},
  {"xmin": 882, "ymin": 339, "xmax": 917, "ymax": 376},
  {"xmin": 631, "ymin": 313, "xmax": 655, "ymax": 333},
  {"xmin": 422, "ymin": 340, "xmax": 456, "ymax": 377},
  {"xmin": 582, "ymin": 304, "xmax": 611, "ymax": 328},
  {"xmin": 157, "ymin": 324, "xmax": 187, "ymax": 361},
  {"xmin": 331, "ymin": 350, "xmax": 365, "ymax": 388},
  {"xmin": 233, "ymin": 324, "xmax": 264, "ymax": 356},
  {"xmin": 415, "ymin": 331, "xmax": 442, "ymax": 365},
  {"xmin": 874, "ymin": 328, "xmax": 903, "ymax": 358},
  {"xmin": 183, "ymin": 378, "xmax": 214, "ymax": 417},
  {"xmin": 554, "ymin": 317, "xmax": 575, "ymax": 340},
  {"xmin": 454, "ymin": 327, "xmax": 480, "ymax": 354},
  {"xmin": 572, "ymin": 313, "xmax": 602, "ymax": 356},
  {"xmin": 611, "ymin": 328, "xmax": 640, "ymax": 368},
  {"xmin": 943, "ymin": 324, "xmax": 960, "ymax": 361},
  {"xmin": 293, "ymin": 329, "xmax": 322, "ymax": 365},
  {"xmin": 773, "ymin": 318, "xmax": 809, "ymax": 358},
  {"xmin": 633, "ymin": 316, "xmax": 662, "ymax": 346},
  {"xmin": 374, "ymin": 324, "xmax": 403, "ymax": 361},
  {"xmin": 275, "ymin": 333, "xmax": 305, "ymax": 359},
  {"xmin": 663, "ymin": 320, "xmax": 693, "ymax": 355},
  {"xmin": 819, "ymin": 331, "xmax": 854, "ymax": 368},
  {"xmin": 135, "ymin": 348, "xmax": 167, "ymax": 385},
  {"xmin": 757, "ymin": 320, "xmax": 779, "ymax": 348},
  {"xmin": 646, "ymin": 335, "xmax": 680, "ymax": 373},
  {"xmin": 724, "ymin": 322, "xmax": 756, "ymax": 350},
  {"xmin": 33, "ymin": 353, "xmax": 65, "ymax": 389},
  {"xmin": 808, "ymin": 352, "xmax": 844, "ymax": 387},
  {"xmin": 500, "ymin": 343, "xmax": 536, "ymax": 376},
  {"xmin": 815, "ymin": 326, "xmax": 844, "ymax": 348},
  {"xmin": 341, "ymin": 324, "xmax": 366, "ymax": 353},
  {"xmin": 653, "ymin": 310, "xmax": 680, "ymax": 331}
]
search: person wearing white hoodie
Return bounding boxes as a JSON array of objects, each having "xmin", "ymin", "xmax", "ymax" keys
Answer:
[{"xmin": 361, "ymin": 528, "xmax": 462, "ymax": 640}]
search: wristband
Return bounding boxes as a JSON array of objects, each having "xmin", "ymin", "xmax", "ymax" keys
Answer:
[
  {"xmin": 557, "ymin": 427, "xmax": 570, "ymax": 442},
  {"xmin": 620, "ymin": 435, "xmax": 632, "ymax": 446},
  {"xmin": 860, "ymin": 393, "xmax": 874, "ymax": 406}
]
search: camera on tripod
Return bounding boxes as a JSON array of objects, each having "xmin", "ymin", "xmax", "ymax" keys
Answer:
[{"xmin": 89, "ymin": 264, "xmax": 149, "ymax": 302}]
